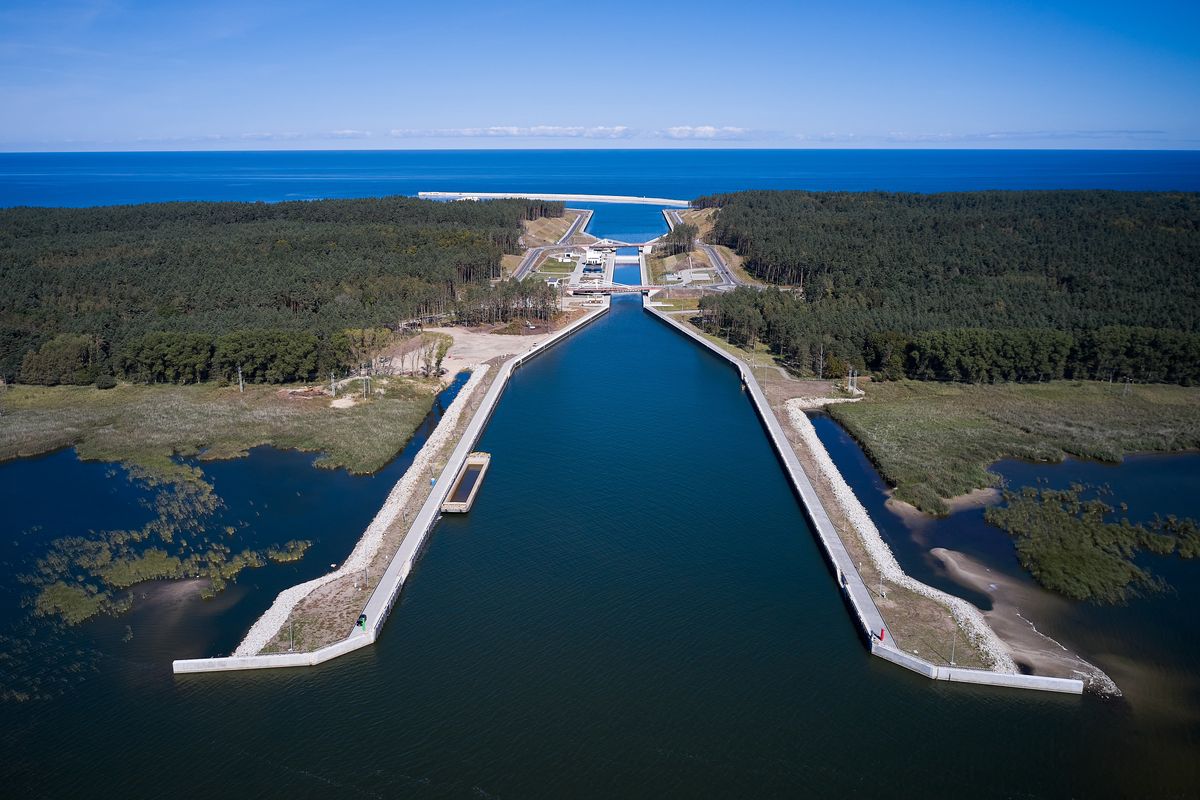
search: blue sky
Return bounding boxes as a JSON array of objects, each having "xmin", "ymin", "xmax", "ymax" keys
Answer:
[{"xmin": 1, "ymin": 0, "xmax": 1197, "ymax": 150}]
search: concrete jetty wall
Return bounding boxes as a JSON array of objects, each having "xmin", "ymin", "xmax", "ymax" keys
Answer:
[
  {"xmin": 419, "ymin": 191, "xmax": 691, "ymax": 207},
  {"xmin": 641, "ymin": 301, "xmax": 1084, "ymax": 695},
  {"xmin": 173, "ymin": 301, "xmax": 611, "ymax": 675}
]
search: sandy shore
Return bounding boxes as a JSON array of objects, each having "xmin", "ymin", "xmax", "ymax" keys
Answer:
[
  {"xmin": 785, "ymin": 395, "xmax": 862, "ymax": 411},
  {"xmin": 932, "ymin": 547, "xmax": 1118, "ymax": 695},
  {"xmin": 886, "ymin": 487, "xmax": 1002, "ymax": 529}
]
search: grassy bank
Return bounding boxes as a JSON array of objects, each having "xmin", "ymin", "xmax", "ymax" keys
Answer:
[
  {"xmin": 0, "ymin": 377, "xmax": 444, "ymax": 478},
  {"xmin": 521, "ymin": 210, "xmax": 582, "ymax": 247},
  {"xmin": 829, "ymin": 380, "xmax": 1200, "ymax": 515}
]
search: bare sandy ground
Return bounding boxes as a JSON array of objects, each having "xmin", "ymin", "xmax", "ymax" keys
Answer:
[
  {"xmin": 932, "ymin": 547, "xmax": 1118, "ymax": 694},
  {"xmin": 426, "ymin": 307, "xmax": 588, "ymax": 377},
  {"xmin": 425, "ymin": 326, "xmax": 556, "ymax": 375}
]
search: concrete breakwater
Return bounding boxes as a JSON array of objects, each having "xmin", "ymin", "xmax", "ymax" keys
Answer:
[
  {"xmin": 173, "ymin": 302, "xmax": 610, "ymax": 674},
  {"xmin": 640, "ymin": 299, "xmax": 1084, "ymax": 695},
  {"xmin": 419, "ymin": 191, "xmax": 691, "ymax": 207}
]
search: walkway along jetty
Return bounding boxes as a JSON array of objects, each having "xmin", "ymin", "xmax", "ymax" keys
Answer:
[
  {"xmin": 172, "ymin": 300, "xmax": 611, "ymax": 674},
  {"xmin": 418, "ymin": 191, "xmax": 691, "ymax": 207},
  {"xmin": 640, "ymin": 296, "xmax": 1086, "ymax": 695}
]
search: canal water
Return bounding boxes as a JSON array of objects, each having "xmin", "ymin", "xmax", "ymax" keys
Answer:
[{"xmin": 2, "ymin": 297, "xmax": 1196, "ymax": 797}]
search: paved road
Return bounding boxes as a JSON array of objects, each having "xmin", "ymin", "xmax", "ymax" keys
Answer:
[
  {"xmin": 512, "ymin": 209, "xmax": 592, "ymax": 280},
  {"xmin": 664, "ymin": 209, "xmax": 738, "ymax": 291},
  {"xmin": 699, "ymin": 243, "xmax": 738, "ymax": 291}
]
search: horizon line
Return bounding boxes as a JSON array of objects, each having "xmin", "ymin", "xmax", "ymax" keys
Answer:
[{"xmin": 4, "ymin": 146, "xmax": 1200, "ymax": 156}]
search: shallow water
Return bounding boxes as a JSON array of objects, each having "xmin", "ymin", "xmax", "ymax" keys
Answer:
[{"xmin": 0, "ymin": 373, "xmax": 468, "ymax": 688}]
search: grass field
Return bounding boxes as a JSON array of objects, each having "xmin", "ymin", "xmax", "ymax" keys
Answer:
[
  {"xmin": 674, "ymin": 208, "xmax": 764, "ymax": 287},
  {"xmin": 829, "ymin": 380, "xmax": 1200, "ymax": 514},
  {"xmin": 676, "ymin": 207, "xmax": 716, "ymax": 240},
  {"xmin": 647, "ymin": 251, "xmax": 707, "ymax": 284},
  {"xmin": 650, "ymin": 298, "xmax": 702, "ymax": 312},
  {"xmin": 500, "ymin": 253, "xmax": 523, "ymax": 278},
  {"xmin": 0, "ymin": 377, "xmax": 444, "ymax": 478},
  {"xmin": 645, "ymin": 253, "xmax": 677, "ymax": 284},
  {"xmin": 536, "ymin": 255, "xmax": 575, "ymax": 274},
  {"xmin": 521, "ymin": 211, "xmax": 581, "ymax": 248}
]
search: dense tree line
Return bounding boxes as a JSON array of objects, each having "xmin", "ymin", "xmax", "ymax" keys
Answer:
[
  {"xmin": 1, "ymin": 196, "xmax": 564, "ymax": 383},
  {"xmin": 693, "ymin": 190, "xmax": 1200, "ymax": 383},
  {"xmin": 455, "ymin": 278, "xmax": 559, "ymax": 326},
  {"xmin": 659, "ymin": 222, "xmax": 698, "ymax": 257},
  {"xmin": 702, "ymin": 288, "xmax": 1200, "ymax": 384}
]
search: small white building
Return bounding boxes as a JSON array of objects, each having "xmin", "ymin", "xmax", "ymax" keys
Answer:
[{"xmin": 583, "ymin": 249, "xmax": 604, "ymax": 266}]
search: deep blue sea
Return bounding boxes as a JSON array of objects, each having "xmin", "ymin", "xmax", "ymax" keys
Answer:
[{"xmin": 1, "ymin": 149, "xmax": 1199, "ymax": 208}]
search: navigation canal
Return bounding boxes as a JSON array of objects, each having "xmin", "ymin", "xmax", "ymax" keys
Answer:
[{"xmin": 3, "ymin": 295, "xmax": 1195, "ymax": 798}]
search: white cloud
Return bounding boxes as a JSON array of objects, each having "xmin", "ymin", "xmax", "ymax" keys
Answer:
[
  {"xmin": 239, "ymin": 131, "xmax": 302, "ymax": 141},
  {"xmin": 389, "ymin": 125, "xmax": 634, "ymax": 139},
  {"xmin": 659, "ymin": 125, "xmax": 750, "ymax": 140},
  {"xmin": 884, "ymin": 129, "xmax": 1167, "ymax": 143},
  {"xmin": 327, "ymin": 129, "xmax": 372, "ymax": 139}
]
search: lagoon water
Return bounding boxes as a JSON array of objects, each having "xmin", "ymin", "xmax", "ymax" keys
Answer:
[{"xmin": 2, "ymin": 153, "xmax": 1200, "ymax": 796}]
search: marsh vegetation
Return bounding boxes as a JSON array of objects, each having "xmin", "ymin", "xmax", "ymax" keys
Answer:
[
  {"xmin": 828, "ymin": 380, "xmax": 1200, "ymax": 514},
  {"xmin": 0, "ymin": 376, "xmax": 445, "ymax": 477},
  {"xmin": 20, "ymin": 465, "xmax": 313, "ymax": 625},
  {"xmin": 985, "ymin": 484, "xmax": 1199, "ymax": 603}
]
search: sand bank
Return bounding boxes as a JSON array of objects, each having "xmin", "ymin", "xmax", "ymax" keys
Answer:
[{"xmin": 932, "ymin": 547, "xmax": 1118, "ymax": 695}]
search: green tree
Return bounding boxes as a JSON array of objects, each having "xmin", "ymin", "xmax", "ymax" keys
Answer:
[{"xmin": 20, "ymin": 334, "xmax": 98, "ymax": 385}]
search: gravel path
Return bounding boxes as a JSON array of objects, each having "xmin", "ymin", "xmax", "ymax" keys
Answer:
[
  {"xmin": 785, "ymin": 398, "xmax": 1018, "ymax": 673},
  {"xmin": 234, "ymin": 365, "xmax": 491, "ymax": 656}
]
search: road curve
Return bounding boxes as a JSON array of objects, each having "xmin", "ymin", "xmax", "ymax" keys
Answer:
[
  {"xmin": 664, "ymin": 208, "xmax": 738, "ymax": 291},
  {"xmin": 513, "ymin": 209, "xmax": 592, "ymax": 280}
]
